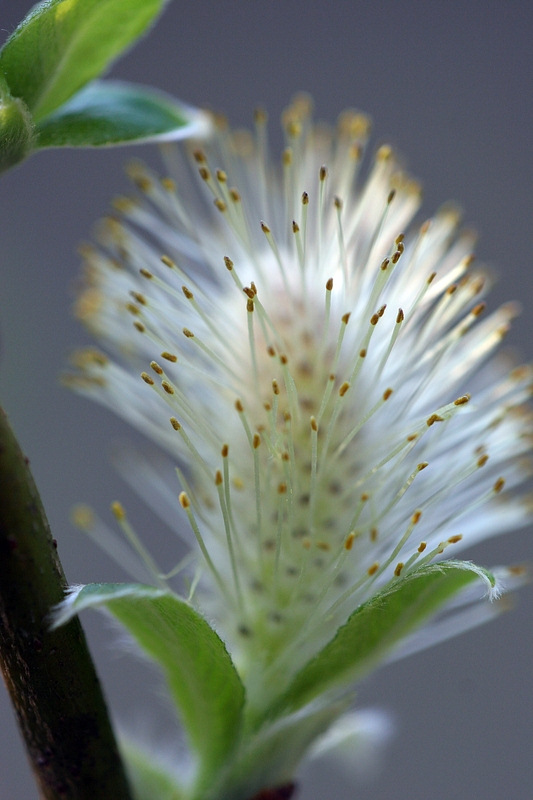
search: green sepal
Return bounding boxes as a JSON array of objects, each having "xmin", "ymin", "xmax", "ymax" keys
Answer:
[
  {"xmin": 53, "ymin": 583, "xmax": 245, "ymax": 790},
  {"xmin": 273, "ymin": 561, "xmax": 494, "ymax": 716},
  {"xmin": 34, "ymin": 80, "xmax": 209, "ymax": 148}
]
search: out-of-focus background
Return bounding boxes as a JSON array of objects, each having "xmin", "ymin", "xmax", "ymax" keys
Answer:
[{"xmin": 1, "ymin": 2, "xmax": 532, "ymax": 798}]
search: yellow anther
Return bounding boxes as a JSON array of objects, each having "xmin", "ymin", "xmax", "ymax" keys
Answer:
[
  {"xmin": 447, "ymin": 534, "xmax": 463, "ymax": 544},
  {"xmin": 345, "ymin": 532, "xmax": 356, "ymax": 551},
  {"xmin": 339, "ymin": 382, "xmax": 350, "ymax": 397},
  {"xmin": 111, "ymin": 501, "xmax": 126, "ymax": 521}
]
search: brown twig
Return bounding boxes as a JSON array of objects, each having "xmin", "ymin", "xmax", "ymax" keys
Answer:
[{"xmin": 0, "ymin": 407, "xmax": 132, "ymax": 799}]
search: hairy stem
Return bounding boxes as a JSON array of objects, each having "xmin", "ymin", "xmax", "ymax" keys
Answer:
[{"xmin": 0, "ymin": 407, "xmax": 132, "ymax": 799}]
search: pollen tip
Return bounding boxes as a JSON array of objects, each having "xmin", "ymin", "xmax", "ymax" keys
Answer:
[
  {"xmin": 111, "ymin": 501, "xmax": 126, "ymax": 521},
  {"xmin": 339, "ymin": 381, "xmax": 350, "ymax": 397},
  {"xmin": 367, "ymin": 562, "xmax": 380, "ymax": 576},
  {"xmin": 179, "ymin": 492, "xmax": 190, "ymax": 509},
  {"xmin": 494, "ymin": 477, "xmax": 505, "ymax": 493},
  {"xmin": 170, "ymin": 417, "xmax": 181, "ymax": 431},
  {"xmin": 345, "ymin": 532, "xmax": 356, "ymax": 551},
  {"xmin": 141, "ymin": 372, "xmax": 155, "ymax": 385},
  {"xmin": 71, "ymin": 504, "xmax": 94, "ymax": 530},
  {"xmin": 447, "ymin": 534, "xmax": 463, "ymax": 544}
]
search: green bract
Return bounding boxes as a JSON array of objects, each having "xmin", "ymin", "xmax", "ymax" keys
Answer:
[
  {"xmin": 53, "ymin": 583, "xmax": 245, "ymax": 797},
  {"xmin": 54, "ymin": 562, "xmax": 493, "ymax": 800}
]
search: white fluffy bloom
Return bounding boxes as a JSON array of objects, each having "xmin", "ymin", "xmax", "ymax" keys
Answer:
[{"xmin": 68, "ymin": 95, "xmax": 531, "ymax": 706}]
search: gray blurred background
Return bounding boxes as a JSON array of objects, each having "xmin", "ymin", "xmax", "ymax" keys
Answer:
[{"xmin": 1, "ymin": 1, "xmax": 532, "ymax": 798}]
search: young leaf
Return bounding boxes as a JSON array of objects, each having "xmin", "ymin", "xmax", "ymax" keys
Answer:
[
  {"xmin": 273, "ymin": 561, "xmax": 494, "ymax": 715},
  {"xmin": 0, "ymin": 0, "xmax": 169, "ymax": 121},
  {"xmin": 35, "ymin": 81, "xmax": 211, "ymax": 148},
  {"xmin": 53, "ymin": 583, "xmax": 245, "ymax": 785}
]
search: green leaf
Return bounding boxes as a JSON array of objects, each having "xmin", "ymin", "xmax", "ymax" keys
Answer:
[
  {"xmin": 120, "ymin": 736, "xmax": 186, "ymax": 800},
  {"xmin": 0, "ymin": 0, "xmax": 169, "ymax": 121},
  {"xmin": 275, "ymin": 561, "xmax": 494, "ymax": 715},
  {"xmin": 34, "ymin": 80, "xmax": 210, "ymax": 148},
  {"xmin": 53, "ymin": 583, "xmax": 245, "ymax": 788}
]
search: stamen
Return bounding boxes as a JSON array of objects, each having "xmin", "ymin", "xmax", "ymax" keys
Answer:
[
  {"xmin": 111, "ymin": 501, "xmax": 165, "ymax": 589},
  {"xmin": 179, "ymin": 492, "xmax": 232, "ymax": 603},
  {"xmin": 215, "ymin": 471, "xmax": 244, "ymax": 609}
]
